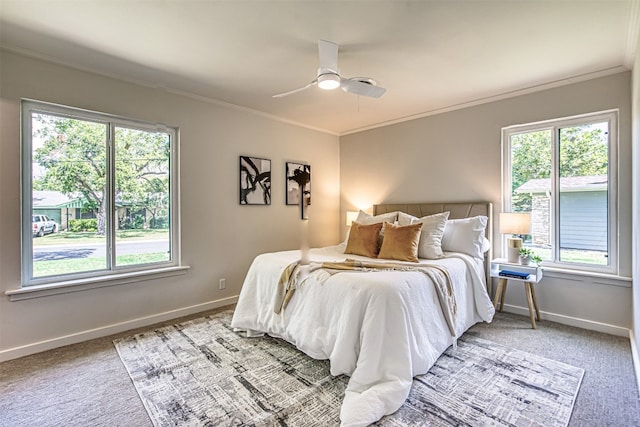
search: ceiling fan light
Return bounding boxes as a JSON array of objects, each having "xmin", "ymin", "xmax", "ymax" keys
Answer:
[{"xmin": 317, "ymin": 73, "xmax": 340, "ymax": 90}]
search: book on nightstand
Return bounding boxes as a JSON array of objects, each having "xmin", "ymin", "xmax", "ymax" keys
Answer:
[{"xmin": 498, "ymin": 269, "xmax": 531, "ymax": 280}]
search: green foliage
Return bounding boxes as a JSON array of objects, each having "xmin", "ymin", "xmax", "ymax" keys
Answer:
[
  {"xmin": 150, "ymin": 216, "xmax": 168, "ymax": 229},
  {"xmin": 518, "ymin": 247, "xmax": 534, "ymax": 258},
  {"xmin": 510, "ymin": 130, "xmax": 552, "ymax": 212},
  {"xmin": 519, "ymin": 247, "xmax": 542, "ymax": 264},
  {"xmin": 32, "ymin": 114, "xmax": 170, "ymax": 235},
  {"xmin": 510, "ymin": 123, "xmax": 608, "ymax": 212},
  {"xmin": 120, "ymin": 214, "xmax": 146, "ymax": 230},
  {"xmin": 558, "ymin": 126, "xmax": 608, "ymax": 177},
  {"xmin": 34, "ymin": 252, "xmax": 169, "ymax": 277},
  {"xmin": 68, "ymin": 218, "xmax": 98, "ymax": 232}
]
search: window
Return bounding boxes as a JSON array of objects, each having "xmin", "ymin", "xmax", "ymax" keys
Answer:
[
  {"xmin": 502, "ymin": 110, "xmax": 617, "ymax": 274},
  {"xmin": 21, "ymin": 100, "xmax": 180, "ymax": 287}
]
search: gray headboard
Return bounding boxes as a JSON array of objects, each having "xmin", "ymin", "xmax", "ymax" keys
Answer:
[{"xmin": 373, "ymin": 202, "xmax": 493, "ymax": 283}]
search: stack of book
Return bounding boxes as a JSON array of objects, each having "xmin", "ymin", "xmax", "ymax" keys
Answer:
[{"xmin": 498, "ymin": 269, "xmax": 531, "ymax": 280}]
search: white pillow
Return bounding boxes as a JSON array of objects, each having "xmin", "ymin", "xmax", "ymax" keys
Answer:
[
  {"xmin": 442, "ymin": 215, "xmax": 489, "ymax": 258},
  {"xmin": 397, "ymin": 211, "xmax": 416, "ymax": 226},
  {"xmin": 356, "ymin": 210, "xmax": 398, "ymax": 225},
  {"xmin": 410, "ymin": 211, "xmax": 450, "ymax": 259},
  {"xmin": 481, "ymin": 236, "xmax": 491, "ymax": 253}
]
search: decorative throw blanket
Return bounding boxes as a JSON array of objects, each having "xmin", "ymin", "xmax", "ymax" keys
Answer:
[{"xmin": 274, "ymin": 259, "xmax": 457, "ymax": 337}]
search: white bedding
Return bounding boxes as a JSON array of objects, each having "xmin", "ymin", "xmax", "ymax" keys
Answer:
[{"xmin": 230, "ymin": 244, "xmax": 495, "ymax": 426}]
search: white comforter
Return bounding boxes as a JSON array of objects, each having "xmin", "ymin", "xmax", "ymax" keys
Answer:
[{"xmin": 230, "ymin": 244, "xmax": 495, "ymax": 426}]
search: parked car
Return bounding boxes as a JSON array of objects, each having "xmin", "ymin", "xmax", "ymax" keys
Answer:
[{"xmin": 32, "ymin": 214, "xmax": 58, "ymax": 237}]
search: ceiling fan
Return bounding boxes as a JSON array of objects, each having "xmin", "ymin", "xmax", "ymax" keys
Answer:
[{"xmin": 273, "ymin": 40, "xmax": 386, "ymax": 99}]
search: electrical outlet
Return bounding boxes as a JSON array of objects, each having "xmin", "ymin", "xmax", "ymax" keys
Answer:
[{"xmin": 219, "ymin": 278, "xmax": 226, "ymax": 290}]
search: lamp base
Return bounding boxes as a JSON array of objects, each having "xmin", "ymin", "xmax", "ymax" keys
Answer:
[{"xmin": 507, "ymin": 237, "xmax": 523, "ymax": 263}]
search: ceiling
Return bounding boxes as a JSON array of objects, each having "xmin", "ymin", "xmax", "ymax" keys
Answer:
[{"xmin": 1, "ymin": 1, "xmax": 638, "ymax": 135}]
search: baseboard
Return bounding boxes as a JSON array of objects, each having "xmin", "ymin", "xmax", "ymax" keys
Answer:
[
  {"xmin": 630, "ymin": 329, "xmax": 640, "ymax": 394},
  {"xmin": 500, "ymin": 303, "xmax": 630, "ymax": 337},
  {"xmin": 0, "ymin": 296, "xmax": 238, "ymax": 362}
]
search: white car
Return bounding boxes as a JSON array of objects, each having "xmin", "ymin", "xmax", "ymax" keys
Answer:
[{"xmin": 32, "ymin": 214, "xmax": 58, "ymax": 237}]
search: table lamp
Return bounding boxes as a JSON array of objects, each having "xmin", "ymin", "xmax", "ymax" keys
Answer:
[{"xmin": 500, "ymin": 212, "xmax": 531, "ymax": 263}]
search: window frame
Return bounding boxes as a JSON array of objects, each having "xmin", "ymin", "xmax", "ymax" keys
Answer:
[
  {"xmin": 501, "ymin": 110, "xmax": 618, "ymax": 275},
  {"xmin": 20, "ymin": 99, "xmax": 182, "ymax": 288}
]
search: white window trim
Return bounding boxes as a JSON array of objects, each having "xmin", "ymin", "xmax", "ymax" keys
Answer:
[
  {"xmin": 501, "ymin": 110, "xmax": 619, "ymax": 275},
  {"xmin": 19, "ymin": 99, "xmax": 183, "ymax": 288},
  {"xmin": 6, "ymin": 266, "xmax": 190, "ymax": 301}
]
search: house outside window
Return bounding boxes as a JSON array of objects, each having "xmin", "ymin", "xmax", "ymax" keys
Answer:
[
  {"xmin": 502, "ymin": 110, "xmax": 618, "ymax": 274},
  {"xmin": 21, "ymin": 99, "xmax": 181, "ymax": 287}
]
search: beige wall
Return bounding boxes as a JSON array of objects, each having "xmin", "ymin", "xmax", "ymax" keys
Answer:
[
  {"xmin": 0, "ymin": 50, "xmax": 340, "ymax": 360},
  {"xmin": 340, "ymin": 72, "xmax": 633, "ymax": 334},
  {"xmin": 0, "ymin": 48, "xmax": 635, "ymax": 359}
]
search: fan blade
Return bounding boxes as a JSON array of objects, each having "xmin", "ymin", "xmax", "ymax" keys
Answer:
[
  {"xmin": 272, "ymin": 80, "xmax": 317, "ymax": 98},
  {"xmin": 318, "ymin": 40, "xmax": 338, "ymax": 73},
  {"xmin": 340, "ymin": 78, "xmax": 386, "ymax": 98}
]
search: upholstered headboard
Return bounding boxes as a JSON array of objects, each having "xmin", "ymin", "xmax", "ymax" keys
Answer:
[{"xmin": 373, "ymin": 202, "xmax": 493, "ymax": 283}]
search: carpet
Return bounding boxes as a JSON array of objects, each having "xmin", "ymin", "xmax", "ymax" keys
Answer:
[{"xmin": 114, "ymin": 310, "xmax": 584, "ymax": 427}]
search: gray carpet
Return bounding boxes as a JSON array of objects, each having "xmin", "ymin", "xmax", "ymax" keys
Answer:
[
  {"xmin": 1, "ymin": 307, "xmax": 639, "ymax": 427},
  {"xmin": 114, "ymin": 310, "xmax": 584, "ymax": 427}
]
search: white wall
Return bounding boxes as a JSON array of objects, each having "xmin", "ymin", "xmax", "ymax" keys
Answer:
[
  {"xmin": 632, "ymin": 18, "xmax": 640, "ymax": 386},
  {"xmin": 0, "ymin": 50, "xmax": 340, "ymax": 360},
  {"xmin": 340, "ymin": 72, "xmax": 633, "ymax": 335}
]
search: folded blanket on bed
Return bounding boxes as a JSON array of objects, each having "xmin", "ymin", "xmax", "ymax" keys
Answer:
[{"xmin": 274, "ymin": 259, "xmax": 457, "ymax": 337}]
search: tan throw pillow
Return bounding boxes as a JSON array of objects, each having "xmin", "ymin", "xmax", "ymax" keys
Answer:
[
  {"xmin": 356, "ymin": 210, "xmax": 398, "ymax": 241},
  {"xmin": 378, "ymin": 222, "xmax": 423, "ymax": 263},
  {"xmin": 345, "ymin": 221, "xmax": 384, "ymax": 258},
  {"xmin": 343, "ymin": 210, "xmax": 397, "ymax": 245}
]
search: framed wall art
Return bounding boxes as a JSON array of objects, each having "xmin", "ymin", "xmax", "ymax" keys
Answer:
[
  {"xmin": 239, "ymin": 156, "xmax": 271, "ymax": 205},
  {"xmin": 286, "ymin": 162, "xmax": 311, "ymax": 207}
]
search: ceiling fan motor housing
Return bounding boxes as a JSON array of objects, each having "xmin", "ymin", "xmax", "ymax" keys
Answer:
[{"xmin": 317, "ymin": 72, "xmax": 341, "ymax": 90}]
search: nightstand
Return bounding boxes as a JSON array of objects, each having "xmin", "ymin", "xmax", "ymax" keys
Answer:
[{"xmin": 490, "ymin": 258, "xmax": 543, "ymax": 329}]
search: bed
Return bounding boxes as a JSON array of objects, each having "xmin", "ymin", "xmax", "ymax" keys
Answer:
[{"xmin": 231, "ymin": 202, "xmax": 495, "ymax": 426}]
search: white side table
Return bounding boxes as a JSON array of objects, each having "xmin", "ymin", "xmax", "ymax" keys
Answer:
[{"xmin": 490, "ymin": 258, "xmax": 543, "ymax": 329}]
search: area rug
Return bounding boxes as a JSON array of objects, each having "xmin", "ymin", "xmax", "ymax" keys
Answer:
[{"xmin": 114, "ymin": 310, "xmax": 584, "ymax": 427}]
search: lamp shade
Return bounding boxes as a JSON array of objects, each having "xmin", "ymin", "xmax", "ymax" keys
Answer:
[{"xmin": 499, "ymin": 212, "xmax": 531, "ymax": 235}]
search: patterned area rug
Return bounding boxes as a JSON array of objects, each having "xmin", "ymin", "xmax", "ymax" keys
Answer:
[{"xmin": 114, "ymin": 310, "xmax": 584, "ymax": 427}]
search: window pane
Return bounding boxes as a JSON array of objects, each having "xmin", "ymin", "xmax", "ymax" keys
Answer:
[
  {"xmin": 31, "ymin": 113, "xmax": 108, "ymax": 279},
  {"xmin": 558, "ymin": 122, "xmax": 609, "ymax": 266},
  {"xmin": 503, "ymin": 111, "xmax": 616, "ymax": 274},
  {"xmin": 510, "ymin": 130, "xmax": 552, "ymax": 261},
  {"xmin": 114, "ymin": 126, "xmax": 171, "ymax": 267}
]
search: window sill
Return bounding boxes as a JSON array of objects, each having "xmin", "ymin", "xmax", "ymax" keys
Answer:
[
  {"xmin": 542, "ymin": 266, "xmax": 631, "ymax": 287},
  {"xmin": 5, "ymin": 266, "xmax": 191, "ymax": 301}
]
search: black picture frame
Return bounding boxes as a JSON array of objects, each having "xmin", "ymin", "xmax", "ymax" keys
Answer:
[
  {"xmin": 286, "ymin": 162, "xmax": 311, "ymax": 206},
  {"xmin": 239, "ymin": 156, "xmax": 271, "ymax": 205}
]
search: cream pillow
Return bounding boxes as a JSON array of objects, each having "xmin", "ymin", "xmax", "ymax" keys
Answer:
[
  {"xmin": 355, "ymin": 210, "xmax": 398, "ymax": 225},
  {"xmin": 410, "ymin": 211, "xmax": 450, "ymax": 259},
  {"xmin": 397, "ymin": 211, "xmax": 416, "ymax": 226},
  {"xmin": 378, "ymin": 222, "xmax": 423, "ymax": 263},
  {"xmin": 345, "ymin": 221, "xmax": 384, "ymax": 258},
  {"xmin": 441, "ymin": 215, "xmax": 489, "ymax": 259}
]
